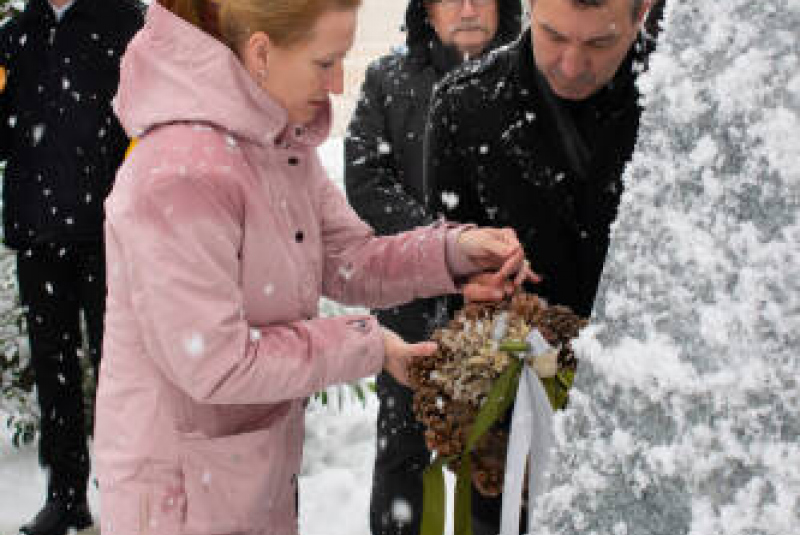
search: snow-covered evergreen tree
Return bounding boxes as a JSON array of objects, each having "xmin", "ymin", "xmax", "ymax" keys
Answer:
[{"xmin": 535, "ymin": 1, "xmax": 800, "ymax": 534}]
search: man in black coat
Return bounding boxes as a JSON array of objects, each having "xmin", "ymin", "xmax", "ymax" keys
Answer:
[
  {"xmin": 344, "ymin": 1, "xmax": 521, "ymax": 534},
  {"xmin": 427, "ymin": 0, "xmax": 660, "ymax": 531},
  {"xmin": 0, "ymin": 1, "xmax": 143, "ymax": 534}
]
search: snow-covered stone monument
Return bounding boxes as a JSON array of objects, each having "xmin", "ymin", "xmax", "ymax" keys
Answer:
[{"xmin": 535, "ymin": 1, "xmax": 800, "ymax": 533}]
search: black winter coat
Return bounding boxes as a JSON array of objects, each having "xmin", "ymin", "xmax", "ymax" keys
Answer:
[
  {"xmin": 0, "ymin": 0, "xmax": 143, "ymax": 249},
  {"xmin": 427, "ymin": 29, "xmax": 657, "ymax": 318},
  {"xmin": 344, "ymin": 0, "xmax": 522, "ymax": 341}
]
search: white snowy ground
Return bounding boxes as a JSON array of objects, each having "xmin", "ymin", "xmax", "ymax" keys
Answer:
[
  {"xmin": 0, "ymin": 395, "xmax": 383, "ymax": 535},
  {"xmin": 0, "ymin": 139, "xmax": 455, "ymax": 535}
]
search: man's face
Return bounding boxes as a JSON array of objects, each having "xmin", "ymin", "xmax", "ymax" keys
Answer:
[
  {"xmin": 530, "ymin": 0, "xmax": 648, "ymax": 100},
  {"xmin": 426, "ymin": 0, "xmax": 500, "ymax": 58}
]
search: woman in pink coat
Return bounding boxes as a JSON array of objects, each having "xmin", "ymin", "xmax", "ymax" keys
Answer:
[{"xmin": 94, "ymin": 1, "xmax": 533, "ymax": 534}]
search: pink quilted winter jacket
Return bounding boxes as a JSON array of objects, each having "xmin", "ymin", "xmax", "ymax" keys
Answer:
[{"xmin": 94, "ymin": 4, "xmax": 474, "ymax": 535}]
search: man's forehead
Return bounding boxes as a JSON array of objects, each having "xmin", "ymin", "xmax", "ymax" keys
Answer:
[
  {"xmin": 532, "ymin": 0, "xmax": 632, "ymax": 37},
  {"xmin": 531, "ymin": 0, "xmax": 632, "ymax": 19},
  {"xmin": 531, "ymin": 0, "xmax": 631, "ymax": 8}
]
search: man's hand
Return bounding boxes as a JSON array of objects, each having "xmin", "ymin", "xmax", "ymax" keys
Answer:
[
  {"xmin": 457, "ymin": 228, "xmax": 540, "ymax": 301},
  {"xmin": 382, "ymin": 328, "xmax": 438, "ymax": 387}
]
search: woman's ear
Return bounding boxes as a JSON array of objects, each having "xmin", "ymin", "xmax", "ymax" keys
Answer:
[{"xmin": 241, "ymin": 31, "xmax": 272, "ymax": 84}]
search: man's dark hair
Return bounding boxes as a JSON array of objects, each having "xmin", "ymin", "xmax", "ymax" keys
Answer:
[{"xmin": 570, "ymin": 0, "xmax": 647, "ymax": 21}]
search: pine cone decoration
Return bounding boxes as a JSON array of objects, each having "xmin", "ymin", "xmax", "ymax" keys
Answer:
[{"xmin": 409, "ymin": 293, "xmax": 586, "ymax": 497}]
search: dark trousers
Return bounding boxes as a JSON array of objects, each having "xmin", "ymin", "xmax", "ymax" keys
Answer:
[
  {"xmin": 16, "ymin": 242, "xmax": 106, "ymax": 503},
  {"xmin": 370, "ymin": 371, "xmax": 430, "ymax": 535}
]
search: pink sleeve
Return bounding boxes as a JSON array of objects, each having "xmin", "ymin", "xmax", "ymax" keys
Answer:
[
  {"xmin": 316, "ymin": 176, "xmax": 467, "ymax": 307},
  {"xmin": 119, "ymin": 158, "xmax": 383, "ymax": 404}
]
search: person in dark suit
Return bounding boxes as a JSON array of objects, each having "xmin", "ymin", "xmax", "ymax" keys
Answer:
[
  {"xmin": 0, "ymin": 1, "xmax": 143, "ymax": 533},
  {"xmin": 426, "ymin": 0, "xmax": 663, "ymax": 531},
  {"xmin": 344, "ymin": 1, "xmax": 523, "ymax": 534}
]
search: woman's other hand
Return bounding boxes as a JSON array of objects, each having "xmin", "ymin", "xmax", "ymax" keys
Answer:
[
  {"xmin": 382, "ymin": 328, "xmax": 437, "ymax": 387},
  {"xmin": 457, "ymin": 228, "xmax": 540, "ymax": 301}
]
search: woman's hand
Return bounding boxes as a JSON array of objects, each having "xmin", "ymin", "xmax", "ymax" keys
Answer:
[
  {"xmin": 382, "ymin": 328, "xmax": 437, "ymax": 387},
  {"xmin": 457, "ymin": 228, "xmax": 540, "ymax": 301}
]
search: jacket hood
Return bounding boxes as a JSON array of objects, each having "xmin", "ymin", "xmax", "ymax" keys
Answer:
[
  {"xmin": 114, "ymin": 2, "xmax": 330, "ymax": 147},
  {"xmin": 404, "ymin": 0, "xmax": 522, "ymax": 60}
]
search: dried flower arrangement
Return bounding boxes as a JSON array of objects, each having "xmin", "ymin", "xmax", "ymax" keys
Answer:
[{"xmin": 409, "ymin": 293, "xmax": 586, "ymax": 496}]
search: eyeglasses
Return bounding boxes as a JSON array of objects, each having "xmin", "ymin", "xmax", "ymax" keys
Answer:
[{"xmin": 426, "ymin": 0, "xmax": 495, "ymax": 8}]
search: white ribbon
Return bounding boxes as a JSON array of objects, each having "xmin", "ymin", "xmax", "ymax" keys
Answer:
[{"xmin": 499, "ymin": 331, "xmax": 556, "ymax": 535}]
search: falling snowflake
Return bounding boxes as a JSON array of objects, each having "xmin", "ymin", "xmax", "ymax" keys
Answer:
[
  {"xmin": 184, "ymin": 332, "xmax": 205, "ymax": 358},
  {"xmin": 339, "ymin": 264, "xmax": 355, "ymax": 280},
  {"xmin": 391, "ymin": 499, "xmax": 413, "ymax": 524},
  {"xmin": 263, "ymin": 283, "xmax": 275, "ymax": 296},
  {"xmin": 440, "ymin": 191, "xmax": 459, "ymax": 210}
]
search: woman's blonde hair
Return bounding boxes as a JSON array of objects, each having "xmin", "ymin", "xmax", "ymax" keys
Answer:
[{"xmin": 159, "ymin": 0, "xmax": 361, "ymax": 50}]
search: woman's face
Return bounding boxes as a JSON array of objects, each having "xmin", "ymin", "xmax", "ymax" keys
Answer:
[{"xmin": 244, "ymin": 9, "xmax": 357, "ymax": 125}]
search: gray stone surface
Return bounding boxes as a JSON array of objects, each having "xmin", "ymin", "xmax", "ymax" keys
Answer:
[{"xmin": 536, "ymin": 1, "xmax": 800, "ymax": 533}]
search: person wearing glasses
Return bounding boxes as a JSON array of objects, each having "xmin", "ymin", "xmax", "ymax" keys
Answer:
[
  {"xmin": 344, "ymin": 1, "xmax": 522, "ymax": 534},
  {"xmin": 426, "ymin": 0, "xmax": 664, "ymax": 532}
]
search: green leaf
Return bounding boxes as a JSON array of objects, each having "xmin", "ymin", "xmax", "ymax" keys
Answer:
[
  {"xmin": 454, "ymin": 358, "xmax": 523, "ymax": 535},
  {"xmin": 420, "ymin": 456, "xmax": 450, "ymax": 535},
  {"xmin": 498, "ymin": 339, "xmax": 529, "ymax": 353},
  {"xmin": 540, "ymin": 369, "xmax": 575, "ymax": 410},
  {"xmin": 354, "ymin": 383, "xmax": 366, "ymax": 405},
  {"xmin": 420, "ymin": 358, "xmax": 553, "ymax": 535},
  {"xmin": 465, "ymin": 358, "xmax": 523, "ymax": 452},
  {"xmin": 453, "ymin": 456, "xmax": 473, "ymax": 535}
]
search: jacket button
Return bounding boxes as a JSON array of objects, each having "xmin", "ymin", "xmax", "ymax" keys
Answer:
[
  {"xmin": 295, "ymin": 230, "xmax": 304, "ymax": 243},
  {"xmin": 288, "ymin": 156, "xmax": 299, "ymax": 166}
]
